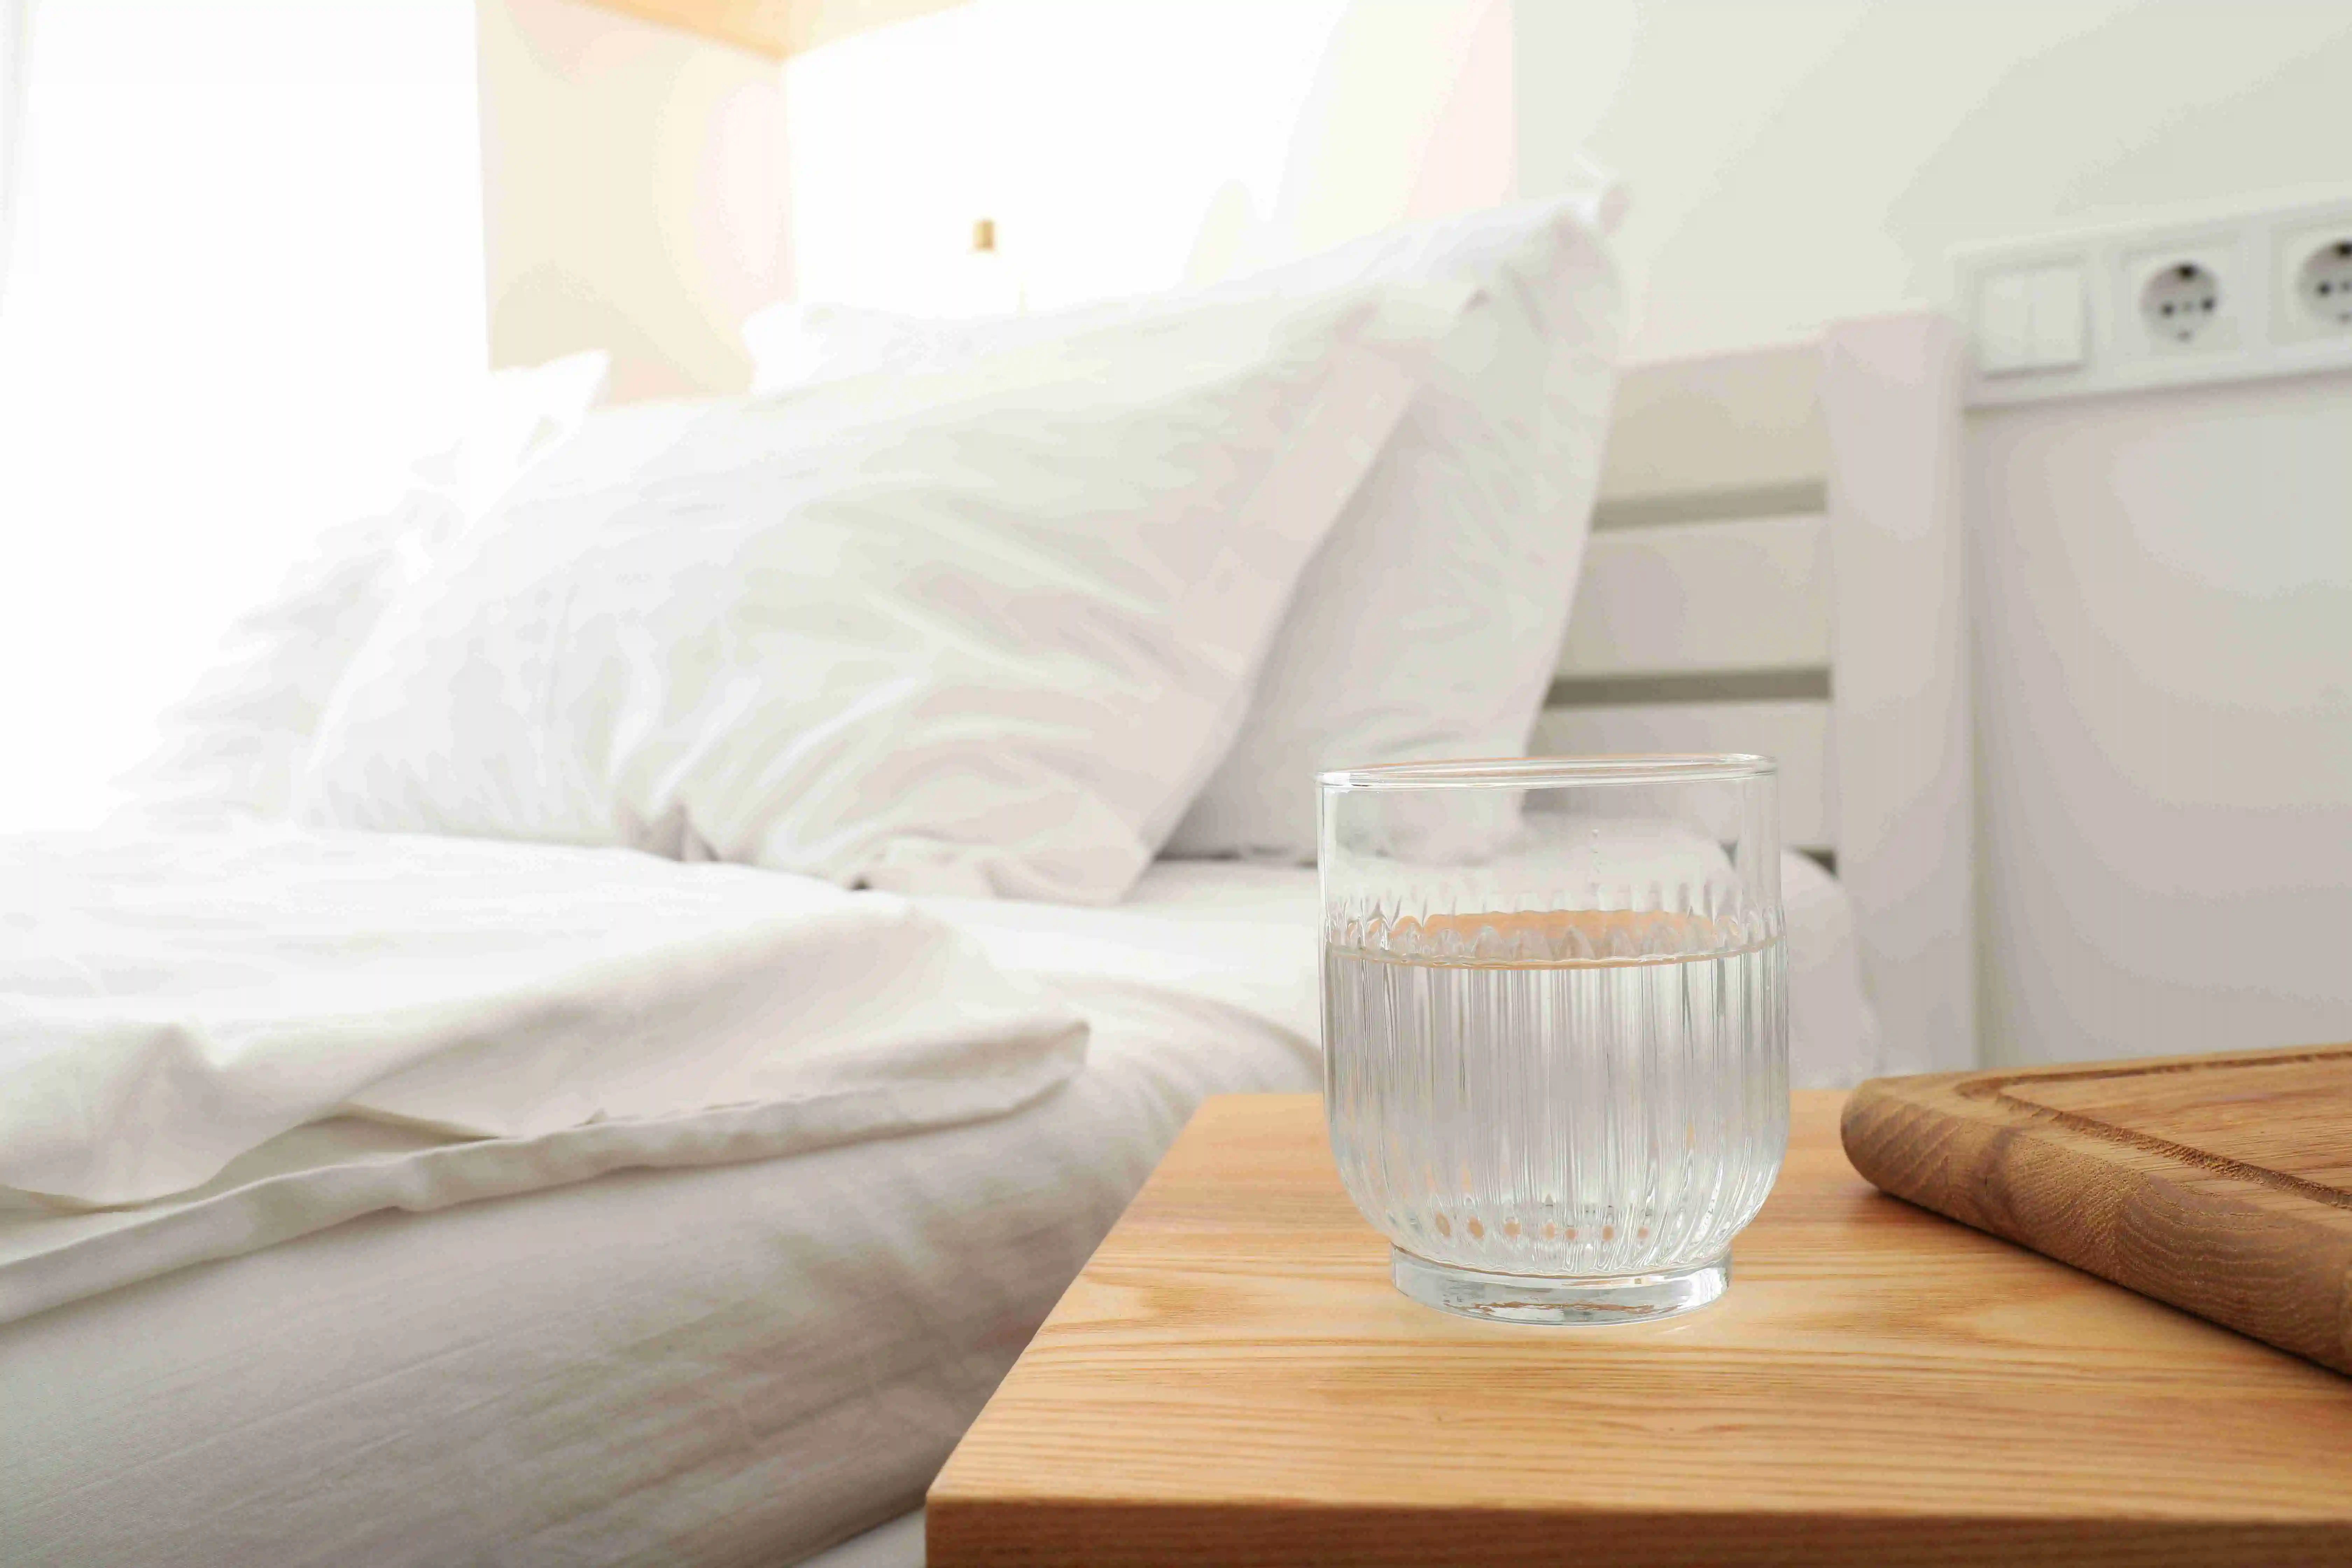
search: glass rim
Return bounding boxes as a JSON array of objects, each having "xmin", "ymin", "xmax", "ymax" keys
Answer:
[{"xmin": 1317, "ymin": 754, "xmax": 1776, "ymax": 791}]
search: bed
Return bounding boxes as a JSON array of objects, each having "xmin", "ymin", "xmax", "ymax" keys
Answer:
[
  {"xmin": 1, "ymin": 855, "xmax": 1880, "ymax": 1568},
  {"xmin": 0, "ymin": 205, "xmax": 1963, "ymax": 1567}
]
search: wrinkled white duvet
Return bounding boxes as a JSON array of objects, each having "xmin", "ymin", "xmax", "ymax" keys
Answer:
[{"xmin": 0, "ymin": 827, "xmax": 1085, "ymax": 1213}]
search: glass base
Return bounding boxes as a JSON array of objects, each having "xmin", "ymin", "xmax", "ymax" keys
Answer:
[{"xmin": 1390, "ymin": 1246, "xmax": 1730, "ymax": 1326}]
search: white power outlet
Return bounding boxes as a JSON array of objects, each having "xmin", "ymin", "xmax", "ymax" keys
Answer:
[
  {"xmin": 2141, "ymin": 261, "xmax": 2224, "ymax": 345},
  {"xmin": 2117, "ymin": 233, "xmax": 2245, "ymax": 358},
  {"xmin": 2301, "ymin": 241, "xmax": 2352, "ymax": 323},
  {"xmin": 2276, "ymin": 218, "xmax": 2352, "ymax": 342}
]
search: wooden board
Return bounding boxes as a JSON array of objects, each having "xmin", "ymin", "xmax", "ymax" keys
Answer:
[
  {"xmin": 1558, "ymin": 513, "xmax": 1830, "ymax": 679},
  {"xmin": 929, "ymin": 1092, "xmax": 2352, "ymax": 1567},
  {"xmin": 1843, "ymin": 1042, "xmax": 2352, "ymax": 1376}
]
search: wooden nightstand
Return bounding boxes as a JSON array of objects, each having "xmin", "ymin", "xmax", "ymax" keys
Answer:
[{"xmin": 929, "ymin": 1091, "xmax": 2352, "ymax": 1566}]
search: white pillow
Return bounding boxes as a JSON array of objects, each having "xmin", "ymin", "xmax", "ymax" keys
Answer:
[
  {"xmin": 124, "ymin": 352, "xmax": 610, "ymax": 821},
  {"xmin": 295, "ymin": 290, "xmax": 1439, "ymax": 903},
  {"xmin": 743, "ymin": 195, "xmax": 1625, "ymax": 862}
]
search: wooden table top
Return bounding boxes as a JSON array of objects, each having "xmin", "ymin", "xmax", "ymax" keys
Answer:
[{"xmin": 928, "ymin": 1091, "xmax": 2352, "ymax": 1567}]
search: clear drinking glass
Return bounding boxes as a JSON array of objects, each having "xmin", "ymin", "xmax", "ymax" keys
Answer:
[{"xmin": 1320, "ymin": 756, "xmax": 1788, "ymax": 1325}]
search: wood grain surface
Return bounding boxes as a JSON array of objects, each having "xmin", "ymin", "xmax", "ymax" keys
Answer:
[
  {"xmin": 927, "ymin": 1091, "xmax": 2352, "ymax": 1567},
  {"xmin": 1843, "ymin": 1042, "xmax": 2352, "ymax": 1376}
]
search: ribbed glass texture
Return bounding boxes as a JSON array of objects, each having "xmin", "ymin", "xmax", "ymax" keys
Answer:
[{"xmin": 1321, "ymin": 758, "xmax": 1789, "ymax": 1284}]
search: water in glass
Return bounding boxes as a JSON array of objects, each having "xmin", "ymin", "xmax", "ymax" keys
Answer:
[{"xmin": 1324, "ymin": 909, "xmax": 1787, "ymax": 1301}]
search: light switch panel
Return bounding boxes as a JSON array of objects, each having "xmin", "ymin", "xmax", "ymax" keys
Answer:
[
  {"xmin": 2022, "ymin": 265, "xmax": 2086, "ymax": 368},
  {"xmin": 1975, "ymin": 263, "xmax": 2086, "ymax": 375}
]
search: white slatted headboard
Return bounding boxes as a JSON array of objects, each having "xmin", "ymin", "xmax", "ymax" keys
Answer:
[{"xmin": 1535, "ymin": 312, "xmax": 1974, "ymax": 1075}]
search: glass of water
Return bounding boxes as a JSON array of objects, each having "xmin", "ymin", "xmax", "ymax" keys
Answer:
[{"xmin": 1320, "ymin": 756, "xmax": 1788, "ymax": 1325}]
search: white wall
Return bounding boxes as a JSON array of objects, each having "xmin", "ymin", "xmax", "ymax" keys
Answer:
[
  {"xmin": 782, "ymin": 0, "xmax": 1510, "ymax": 313},
  {"xmin": 1515, "ymin": 0, "xmax": 2352, "ymax": 1065},
  {"xmin": 1973, "ymin": 377, "xmax": 2352, "ymax": 1065},
  {"xmin": 1515, "ymin": 0, "xmax": 2352, "ymax": 364},
  {"xmin": 781, "ymin": 0, "xmax": 1351, "ymax": 313},
  {"xmin": 510, "ymin": 0, "xmax": 2352, "ymax": 376},
  {"xmin": 790, "ymin": 0, "xmax": 1514, "ymax": 315}
]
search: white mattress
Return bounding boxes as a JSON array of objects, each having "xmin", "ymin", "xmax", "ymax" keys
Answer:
[{"xmin": 0, "ymin": 856, "xmax": 1876, "ymax": 1567}]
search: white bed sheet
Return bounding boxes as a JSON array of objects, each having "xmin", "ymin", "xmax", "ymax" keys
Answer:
[
  {"xmin": 0, "ymin": 856, "xmax": 1877, "ymax": 1568},
  {"xmin": 0, "ymin": 826, "xmax": 1084, "ymax": 1224},
  {"xmin": 0, "ymin": 864, "xmax": 1322, "ymax": 1568}
]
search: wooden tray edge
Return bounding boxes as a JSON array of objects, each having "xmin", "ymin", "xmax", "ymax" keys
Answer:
[{"xmin": 1842, "ymin": 1073, "xmax": 2352, "ymax": 1376}]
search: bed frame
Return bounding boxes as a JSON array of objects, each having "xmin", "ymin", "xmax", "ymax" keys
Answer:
[{"xmin": 1536, "ymin": 312, "xmax": 1974, "ymax": 1074}]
